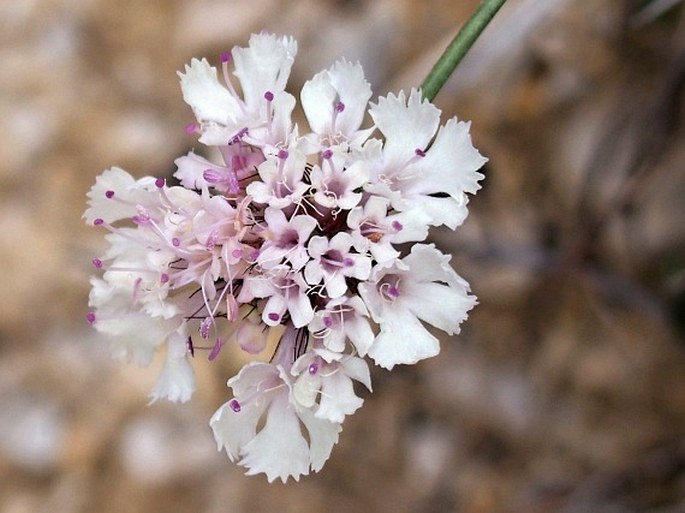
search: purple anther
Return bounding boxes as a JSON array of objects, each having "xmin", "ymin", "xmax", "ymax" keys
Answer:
[
  {"xmin": 335, "ymin": 101, "xmax": 345, "ymax": 113},
  {"xmin": 105, "ymin": 190, "xmax": 115, "ymax": 199},
  {"xmin": 231, "ymin": 248, "xmax": 243, "ymax": 259},
  {"xmin": 200, "ymin": 318, "xmax": 212, "ymax": 339},
  {"xmin": 185, "ymin": 123, "xmax": 198, "ymax": 135},
  {"xmin": 220, "ymin": 52, "xmax": 232, "ymax": 63},
  {"xmin": 321, "ymin": 149, "xmax": 333, "ymax": 160},
  {"xmin": 264, "ymin": 91, "xmax": 274, "ymax": 102},
  {"xmin": 229, "ymin": 399, "xmax": 241, "ymax": 413},
  {"xmin": 93, "ymin": 218, "xmax": 104, "ymax": 226},
  {"xmin": 415, "ymin": 148, "xmax": 426, "ymax": 157},
  {"xmin": 208, "ymin": 338, "xmax": 224, "ymax": 361},
  {"xmin": 160, "ymin": 273, "xmax": 170, "ymax": 284},
  {"xmin": 92, "ymin": 258, "xmax": 103, "ymax": 269},
  {"xmin": 86, "ymin": 312, "xmax": 96, "ymax": 324},
  {"xmin": 323, "ymin": 316, "xmax": 333, "ymax": 328},
  {"xmin": 155, "ymin": 177, "xmax": 165, "ymax": 188},
  {"xmin": 249, "ymin": 249, "xmax": 260, "ymax": 260},
  {"xmin": 268, "ymin": 312, "xmax": 280, "ymax": 322},
  {"xmin": 277, "ymin": 149, "xmax": 289, "ymax": 160},
  {"xmin": 172, "ymin": 237, "xmax": 181, "ymax": 247},
  {"xmin": 203, "ymin": 168, "xmax": 223, "ymax": 183},
  {"xmin": 308, "ymin": 363, "xmax": 319, "ymax": 375},
  {"xmin": 388, "ymin": 285, "xmax": 401, "ymax": 298},
  {"xmin": 391, "ymin": 220, "xmax": 403, "ymax": 232},
  {"xmin": 343, "ymin": 257, "xmax": 355, "ymax": 267}
]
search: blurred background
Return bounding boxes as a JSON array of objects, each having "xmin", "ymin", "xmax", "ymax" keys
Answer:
[{"xmin": 1, "ymin": 0, "xmax": 685, "ymax": 511}]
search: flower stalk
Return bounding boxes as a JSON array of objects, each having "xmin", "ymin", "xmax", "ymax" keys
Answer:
[{"xmin": 420, "ymin": 0, "xmax": 508, "ymax": 102}]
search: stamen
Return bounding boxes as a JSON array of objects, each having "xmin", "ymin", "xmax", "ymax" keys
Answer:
[
  {"xmin": 92, "ymin": 258, "xmax": 103, "ymax": 269},
  {"xmin": 392, "ymin": 220, "xmax": 403, "ymax": 231},
  {"xmin": 343, "ymin": 257, "xmax": 354, "ymax": 267},
  {"xmin": 264, "ymin": 91, "xmax": 274, "ymax": 102},
  {"xmin": 155, "ymin": 177, "xmax": 165, "ymax": 188},
  {"xmin": 93, "ymin": 218, "xmax": 104, "ymax": 226},
  {"xmin": 323, "ymin": 316, "xmax": 333, "ymax": 328},
  {"xmin": 86, "ymin": 312, "xmax": 96, "ymax": 324},
  {"xmin": 308, "ymin": 363, "xmax": 319, "ymax": 375},
  {"xmin": 415, "ymin": 148, "xmax": 426, "ymax": 157},
  {"xmin": 185, "ymin": 123, "xmax": 199, "ymax": 135},
  {"xmin": 335, "ymin": 101, "xmax": 345, "ymax": 113},
  {"xmin": 268, "ymin": 312, "xmax": 280, "ymax": 322},
  {"xmin": 220, "ymin": 52, "xmax": 232, "ymax": 63},
  {"xmin": 208, "ymin": 338, "xmax": 224, "ymax": 361},
  {"xmin": 321, "ymin": 149, "xmax": 333, "ymax": 160},
  {"xmin": 172, "ymin": 237, "xmax": 181, "ymax": 247},
  {"xmin": 105, "ymin": 190, "xmax": 115, "ymax": 199},
  {"xmin": 277, "ymin": 149, "xmax": 289, "ymax": 160},
  {"xmin": 160, "ymin": 273, "xmax": 170, "ymax": 284}
]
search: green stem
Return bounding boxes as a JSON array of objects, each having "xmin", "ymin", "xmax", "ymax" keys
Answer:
[{"xmin": 420, "ymin": 0, "xmax": 508, "ymax": 102}]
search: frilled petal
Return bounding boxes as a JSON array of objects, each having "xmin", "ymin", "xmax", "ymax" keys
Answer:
[
  {"xmin": 366, "ymin": 304, "xmax": 440, "ymax": 370},
  {"xmin": 297, "ymin": 408, "xmax": 341, "ymax": 473},
  {"xmin": 301, "ymin": 59, "xmax": 371, "ymax": 138},
  {"xmin": 84, "ymin": 167, "xmax": 157, "ymax": 224},
  {"xmin": 369, "ymin": 89, "xmax": 440, "ymax": 166},
  {"xmin": 411, "ymin": 118, "xmax": 486, "ymax": 197},
  {"xmin": 317, "ymin": 365, "xmax": 364, "ymax": 423},
  {"xmin": 232, "ymin": 33, "xmax": 297, "ymax": 110},
  {"xmin": 210, "ymin": 397, "xmax": 265, "ymax": 462},
  {"xmin": 178, "ymin": 58, "xmax": 239, "ymax": 125},
  {"xmin": 239, "ymin": 392, "xmax": 310, "ymax": 482}
]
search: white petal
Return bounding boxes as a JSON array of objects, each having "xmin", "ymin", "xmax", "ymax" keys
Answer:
[
  {"xmin": 328, "ymin": 59, "xmax": 372, "ymax": 137},
  {"xmin": 149, "ymin": 329, "xmax": 195, "ymax": 403},
  {"xmin": 367, "ymin": 305, "xmax": 440, "ymax": 370},
  {"xmin": 210, "ymin": 397, "xmax": 265, "ymax": 462},
  {"xmin": 298, "ymin": 408, "xmax": 341, "ymax": 473},
  {"xmin": 239, "ymin": 393, "xmax": 309, "ymax": 483},
  {"xmin": 405, "ymin": 281, "xmax": 476, "ymax": 335},
  {"xmin": 317, "ymin": 371, "xmax": 363, "ymax": 423},
  {"xmin": 369, "ymin": 89, "xmax": 440, "ymax": 165},
  {"xmin": 413, "ymin": 118, "xmax": 486, "ymax": 197},
  {"xmin": 233, "ymin": 34, "xmax": 297, "ymax": 110},
  {"xmin": 301, "ymin": 68, "xmax": 337, "ymax": 135},
  {"xmin": 178, "ymin": 58, "xmax": 239, "ymax": 124}
]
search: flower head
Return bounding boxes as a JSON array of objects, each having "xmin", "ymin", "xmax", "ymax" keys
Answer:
[{"xmin": 85, "ymin": 33, "xmax": 485, "ymax": 482}]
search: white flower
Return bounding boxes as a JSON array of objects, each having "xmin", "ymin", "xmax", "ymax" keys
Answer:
[
  {"xmin": 210, "ymin": 359, "xmax": 341, "ymax": 482},
  {"xmin": 309, "ymin": 295, "xmax": 375, "ymax": 356},
  {"xmin": 246, "ymin": 149, "xmax": 310, "ymax": 208},
  {"xmin": 310, "ymin": 157, "xmax": 368, "ymax": 211},
  {"xmin": 304, "ymin": 232, "xmax": 371, "ymax": 299},
  {"xmin": 347, "ymin": 194, "xmax": 430, "ymax": 263},
  {"xmin": 359, "ymin": 244, "xmax": 477, "ymax": 369},
  {"xmin": 238, "ymin": 266, "xmax": 314, "ymax": 328},
  {"xmin": 292, "ymin": 348, "xmax": 372, "ymax": 423},
  {"xmin": 367, "ymin": 89, "xmax": 487, "ymax": 229},
  {"xmin": 179, "ymin": 33, "xmax": 298, "ymax": 147},
  {"xmin": 256, "ymin": 207, "xmax": 316, "ymax": 270}
]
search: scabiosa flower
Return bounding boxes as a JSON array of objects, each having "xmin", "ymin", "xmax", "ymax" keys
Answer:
[{"xmin": 85, "ymin": 32, "xmax": 485, "ymax": 482}]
